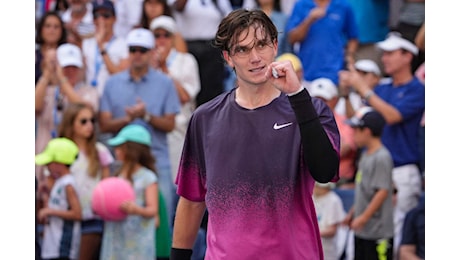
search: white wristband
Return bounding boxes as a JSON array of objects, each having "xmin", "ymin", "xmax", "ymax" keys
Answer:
[{"xmin": 287, "ymin": 86, "xmax": 304, "ymax": 96}]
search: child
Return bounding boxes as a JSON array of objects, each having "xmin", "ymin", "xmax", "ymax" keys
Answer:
[
  {"xmin": 58, "ymin": 102, "xmax": 114, "ymax": 260},
  {"xmin": 313, "ymin": 182, "xmax": 346, "ymax": 260},
  {"xmin": 35, "ymin": 137, "xmax": 82, "ymax": 260},
  {"xmin": 342, "ymin": 106, "xmax": 394, "ymax": 260},
  {"xmin": 99, "ymin": 124, "xmax": 159, "ymax": 259}
]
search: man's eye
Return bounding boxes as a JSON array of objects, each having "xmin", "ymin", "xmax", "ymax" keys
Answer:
[{"xmin": 235, "ymin": 47, "xmax": 248, "ymax": 53}]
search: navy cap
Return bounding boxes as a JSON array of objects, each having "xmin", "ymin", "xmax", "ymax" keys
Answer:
[
  {"xmin": 345, "ymin": 106, "xmax": 386, "ymax": 136},
  {"xmin": 93, "ymin": 0, "xmax": 116, "ymax": 16}
]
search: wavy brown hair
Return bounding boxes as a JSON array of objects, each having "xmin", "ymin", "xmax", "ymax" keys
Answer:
[
  {"xmin": 114, "ymin": 142, "xmax": 157, "ymax": 182},
  {"xmin": 213, "ymin": 9, "xmax": 278, "ymax": 53},
  {"xmin": 58, "ymin": 103, "xmax": 101, "ymax": 178}
]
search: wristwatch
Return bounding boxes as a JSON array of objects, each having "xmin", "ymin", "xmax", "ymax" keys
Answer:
[
  {"xmin": 143, "ymin": 113, "xmax": 151, "ymax": 123},
  {"xmin": 100, "ymin": 49, "xmax": 107, "ymax": 56}
]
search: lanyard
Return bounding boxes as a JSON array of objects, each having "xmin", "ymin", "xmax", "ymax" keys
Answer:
[
  {"xmin": 51, "ymin": 87, "xmax": 62, "ymax": 138},
  {"xmin": 91, "ymin": 37, "xmax": 115, "ymax": 87}
]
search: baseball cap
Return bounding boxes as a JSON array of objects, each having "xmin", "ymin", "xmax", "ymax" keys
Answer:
[
  {"xmin": 355, "ymin": 59, "xmax": 381, "ymax": 76},
  {"xmin": 345, "ymin": 106, "xmax": 386, "ymax": 136},
  {"xmin": 92, "ymin": 0, "xmax": 116, "ymax": 16},
  {"xmin": 309, "ymin": 78, "xmax": 338, "ymax": 100},
  {"xmin": 35, "ymin": 138, "xmax": 79, "ymax": 166},
  {"xmin": 108, "ymin": 124, "xmax": 152, "ymax": 147},
  {"xmin": 126, "ymin": 28, "xmax": 155, "ymax": 49},
  {"xmin": 377, "ymin": 32, "xmax": 418, "ymax": 55},
  {"xmin": 149, "ymin": 15, "xmax": 177, "ymax": 34},
  {"xmin": 276, "ymin": 53, "xmax": 303, "ymax": 72},
  {"xmin": 57, "ymin": 43, "xmax": 83, "ymax": 68}
]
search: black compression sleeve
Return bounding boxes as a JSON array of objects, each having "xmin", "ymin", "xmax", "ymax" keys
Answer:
[
  {"xmin": 170, "ymin": 248, "xmax": 193, "ymax": 260},
  {"xmin": 288, "ymin": 89, "xmax": 339, "ymax": 183}
]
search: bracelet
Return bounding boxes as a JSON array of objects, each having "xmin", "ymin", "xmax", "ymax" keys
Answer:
[
  {"xmin": 100, "ymin": 49, "xmax": 107, "ymax": 56},
  {"xmin": 363, "ymin": 90, "xmax": 375, "ymax": 101}
]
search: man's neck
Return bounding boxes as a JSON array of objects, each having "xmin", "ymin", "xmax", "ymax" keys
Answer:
[
  {"xmin": 130, "ymin": 66, "xmax": 149, "ymax": 81},
  {"xmin": 391, "ymin": 68, "xmax": 413, "ymax": 86}
]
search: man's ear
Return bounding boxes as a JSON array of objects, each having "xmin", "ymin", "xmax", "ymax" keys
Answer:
[{"xmin": 223, "ymin": 51, "xmax": 234, "ymax": 68}]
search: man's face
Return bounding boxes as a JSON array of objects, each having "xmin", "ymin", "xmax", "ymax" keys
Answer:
[
  {"xmin": 223, "ymin": 25, "xmax": 278, "ymax": 86},
  {"xmin": 93, "ymin": 9, "xmax": 116, "ymax": 32},
  {"xmin": 381, "ymin": 49, "xmax": 412, "ymax": 76},
  {"xmin": 128, "ymin": 45, "xmax": 152, "ymax": 70}
]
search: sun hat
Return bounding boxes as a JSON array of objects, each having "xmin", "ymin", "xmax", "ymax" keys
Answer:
[
  {"xmin": 126, "ymin": 28, "xmax": 155, "ymax": 49},
  {"xmin": 57, "ymin": 43, "xmax": 83, "ymax": 68},
  {"xmin": 35, "ymin": 138, "xmax": 79, "ymax": 165},
  {"xmin": 149, "ymin": 15, "xmax": 177, "ymax": 34},
  {"xmin": 354, "ymin": 59, "xmax": 381, "ymax": 76},
  {"xmin": 377, "ymin": 32, "xmax": 418, "ymax": 55},
  {"xmin": 309, "ymin": 77, "xmax": 338, "ymax": 100},
  {"xmin": 107, "ymin": 124, "xmax": 152, "ymax": 147}
]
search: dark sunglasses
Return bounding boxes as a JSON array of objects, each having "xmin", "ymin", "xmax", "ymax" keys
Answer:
[
  {"xmin": 79, "ymin": 117, "xmax": 96, "ymax": 125},
  {"xmin": 94, "ymin": 12, "xmax": 114, "ymax": 19},
  {"xmin": 154, "ymin": 32, "xmax": 172, "ymax": 39},
  {"xmin": 129, "ymin": 46, "xmax": 150, "ymax": 54}
]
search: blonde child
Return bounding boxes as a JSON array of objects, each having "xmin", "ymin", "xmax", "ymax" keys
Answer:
[
  {"xmin": 100, "ymin": 124, "xmax": 159, "ymax": 259},
  {"xmin": 35, "ymin": 137, "xmax": 82, "ymax": 260},
  {"xmin": 58, "ymin": 102, "xmax": 114, "ymax": 260}
]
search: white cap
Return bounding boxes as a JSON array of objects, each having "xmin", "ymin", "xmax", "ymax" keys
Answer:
[
  {"xmin": 57, "ymin": 43, "xmax": 83, "ymax": 68},
  {"xmin": 127, "ymin": 28, "xmax": 155, "ymax": 49},
  {"xmin": 377, "ymin": 32, "xmax": 418, "ymax": 55},
  {"xmin": 355, "ymin": 59, "xmax": 381, "ymax": 76},
  {"xmin": 150, "ymin": 15, "xmax": 177, "ymax": 34},
  {"xmin": 309, "ymin": 78, "xmax": 338, "ymax": 100}
]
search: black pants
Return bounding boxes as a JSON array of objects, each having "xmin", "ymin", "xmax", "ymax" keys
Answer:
[
  {"xmin": 186, "ymin": 40, "xmax": 225, "ymax": 107},
  {"xmin": 354, "ymin": 236, "xmax": 393, "ymax": 260}
]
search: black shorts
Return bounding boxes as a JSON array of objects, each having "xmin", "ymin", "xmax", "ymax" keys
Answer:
[{"xmin": 354, "ymin": 236, "xmax": 393, "ymax": 260}]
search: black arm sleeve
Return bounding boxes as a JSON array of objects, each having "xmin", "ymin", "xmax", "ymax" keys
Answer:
[
  {"xmin": 170, "ymin": 248, "xmax": 193, "ymax": 260},
  {"xmin": 288, "ymin": 89, "xmax": 339, "ymax": 183}
]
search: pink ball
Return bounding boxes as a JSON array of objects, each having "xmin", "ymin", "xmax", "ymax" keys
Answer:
[{"xmin": 91, "ymin": 177, "xmax": 135, "ymax": 221}]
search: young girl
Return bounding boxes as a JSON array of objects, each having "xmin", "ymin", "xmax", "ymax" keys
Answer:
[
  {"xmin": 100, "ymin": 124, "xmax": 159, "ymax": 259},
  {"xmin": 58, "ymin": 102, "xmax": 114, "ymax": 260}
]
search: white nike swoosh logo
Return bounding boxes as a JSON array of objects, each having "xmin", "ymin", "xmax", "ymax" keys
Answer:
[{"xmin": 273, "ymin": 122, "xmax": 293, "ymax": 130}]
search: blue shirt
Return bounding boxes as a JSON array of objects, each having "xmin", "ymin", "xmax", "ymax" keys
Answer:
[
  {"xmin": 374, "ymin": 77, "xmax": 425, "ymax": 167},
  {"xmin": 286, "ymin": 0, "xmax": 359, "ymax": 84},
  {"xmin": 100, "ymin": 68, "xmax": 181, "ymax": 170},
  {"xmin": 347, "ymin": 0, "xmax": 389, "ymax": 43}
]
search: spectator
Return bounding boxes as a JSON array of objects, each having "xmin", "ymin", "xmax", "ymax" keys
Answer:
[
  {"xmin": 35, "ymin": 138, "xmax": 82, "ymax": 260},
  {"xmin": 35, "ymin": 43, "xmax": 98, "ymax": 207},
  {"xmin": 313, "ymin": 182, "xmax": 346, "ymax": 260},
  {"xmin": 98, "ymin": 28, "xmax": 181, "ymax": 227},
  {"xmin": 171, "ymin": 0, "xmax": 233, "ymax": 106},
  {"xmin": 343, "ymin": 107, "xmax": 394, "ymax": 260},
  {"xmin": 57, "ymin": 102, "xmax": 114, "ymax": 260},
  {"xmin": 61, "ymin": 0, "xmax": 96, "ymax": 48},
  {"xmin": 309, "ymin": 78, "xmax": 358, "ymax": 187},
  {"xmin": 100, "ymin": 124, "xmax": 159, "ymax": 259},
  {"xmin": 138, "ymin": 0, "xmax": 188, "ymax": 52},
  {"xmin": 82, "ymin": 0, "xmax": 130, "ymax": 97},
  {"xmin": 336, "ymin": 59, "xmax": 382, "ymax": 118},
  {"xmin": 149, "ymin": 15, "xmax": 200, "ymax": 185},
  {"xmin": 35, "ymin": 11, "xmax": 67, "ymax": 84},
  {"xmin": 339, "ymin": 32, "xmax": 425, "ymax": 257},
  {"xmin": 399, "ymin": 193, "xmax": 424, "ymax": 260},
  {"xmin": 171, "ymin": 9, "xmax": 339, "ymax": 259},
  {"xmin": 285, "ymin": 0, "xmax": 359, "ymax": 85}
]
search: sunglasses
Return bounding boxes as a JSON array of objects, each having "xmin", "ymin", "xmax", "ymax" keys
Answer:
[
  {"xmin": 154, "ymin": 32, "xmax": 172, "ymax": 39},
  {"xmin": 129, "ymin": 46, "xmax": 150, "ymax": 54},
  {"xmin": 94, "ymin": 12, "xmax": 114, "ymax": 19},
  {"xmin": 79, "ymin": 117, "xmax": 96, "ymax": 125}
]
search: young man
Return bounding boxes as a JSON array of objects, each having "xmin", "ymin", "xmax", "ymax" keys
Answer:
[
  {"xmin": 343, "ymin": 106, "xmax": 394, "ymax": 260},
  {"xmin": 35, "ymin": 137, "xmax": 82, "ymax": 260},
  {"xmin": 171, "ymin": 9, "xmax": 340, "ymax": 260}
]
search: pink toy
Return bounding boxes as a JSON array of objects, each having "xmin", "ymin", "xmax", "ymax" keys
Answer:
[{"xmin": 91, "ymin": 177, "xmax": 135, "ymax": 221}]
